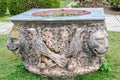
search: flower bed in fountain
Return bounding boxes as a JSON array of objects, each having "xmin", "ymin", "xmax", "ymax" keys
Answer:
[
  {"xmin": 32, "ymin": 9, "xmax": 91, "ymax": 17},
  {"xmin": 7, "ymin": 8, "xmax": 109, "ymax": 80}
]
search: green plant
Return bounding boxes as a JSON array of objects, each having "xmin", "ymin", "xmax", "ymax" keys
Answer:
[
  {"xmin": 39, "ymin": 0, "xmax": 60, "ymax": 8},
  {"xmin": 109, "ymin": 0, "xmax": 120, "ymax": 8},
  {"xmin": 99, "ymin": 58, "xmax": 111, "ymax": 72},
  {"xmin": 8, "ymin": 0, "xmax": 29, "ymax": 15},
  {"xmin": 39, "ymin": 13, "xmax": 80, "ymax": 17},
  {"xmin": 8, "ymin": 0, "xmax": 60, "ymax": 15},
  {"xmin": 0, "ymin": 0, "xmax": 7, "ymax": 17}
]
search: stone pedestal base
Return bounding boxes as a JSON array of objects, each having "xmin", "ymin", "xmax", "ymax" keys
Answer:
[{"xmin": 7, "ymin": 21, "xmax": 109, "ymax": 78}]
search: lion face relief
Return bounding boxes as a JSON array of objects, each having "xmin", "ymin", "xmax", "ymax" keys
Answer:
[
  {"xmin": 7, "ymin": 27, "xmax": 21, "ymax": 54},
  {"xmin": 88, "ymin": 30, "xmax": 109, "ymax": 56}
]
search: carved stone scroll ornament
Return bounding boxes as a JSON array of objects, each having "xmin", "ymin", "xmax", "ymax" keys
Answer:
[
  {"xmin": 7, "ymin": 22, "xmax": 109, "ymax": 79},
  {"xmin": 41, "ymin": 27, "xmax": 72, "ymax": 54}
]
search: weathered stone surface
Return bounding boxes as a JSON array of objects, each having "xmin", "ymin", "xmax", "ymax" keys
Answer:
[{"xmin": 7, "ymin": 21, "xmax": 109, "ymax": 79}]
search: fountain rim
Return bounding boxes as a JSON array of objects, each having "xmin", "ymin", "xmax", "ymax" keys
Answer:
[{"xmin": 7, "ymin": 8, "xmax": 105, "ymax": 21}]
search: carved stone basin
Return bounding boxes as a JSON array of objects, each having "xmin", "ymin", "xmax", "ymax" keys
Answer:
[{"xmin": 7, "ymin": 8, "xmax": 109, "ymax": 80}]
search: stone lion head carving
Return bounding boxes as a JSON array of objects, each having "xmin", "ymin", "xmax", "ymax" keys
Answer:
[
  {"xmin": 7, "ymin": 27, "xmax": 38, "ymax": 54},
  {"xmin": 7, "ymin": 27, "xmax": 21, "ymax": 54},
  {"xmin": 88, "ymin": 30, "xmax": 109, "ymax": 56}
]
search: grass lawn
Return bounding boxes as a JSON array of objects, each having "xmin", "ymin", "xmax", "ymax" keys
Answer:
[
  {"xmin": 0, "ymin": 31, "xmax": 120, "ymax": 80},
  {"xmin": 60, "ymin": 0, "xmax": 73, "ymax": 8},
  {"xmin": 0, "ymin": 15, "xmax": 11, "ymax": 22}
]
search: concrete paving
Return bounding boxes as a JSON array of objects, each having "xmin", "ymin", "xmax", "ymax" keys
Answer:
[
  {"xmin": 105, "ymin": 14, "xmax": 120, "ymax": 32},
  {"xmin": 0, "ymin": 22, "xmax": 13, "ymax": 34},
  {"xmin": 0, "ymin": 14, "xmax": 120, "ymax": 35}
]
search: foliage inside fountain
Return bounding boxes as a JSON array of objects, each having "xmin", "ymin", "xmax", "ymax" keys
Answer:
[{"xmin": 32, "ymin": 9, "xmax": 91, "ymax": 17}]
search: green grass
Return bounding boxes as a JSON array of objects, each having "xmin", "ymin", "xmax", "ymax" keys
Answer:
[
  {"xmin": 0, "ymin": 35, "xmax": 49, "ymax": 80},
  {"xmin": 0, "ymin": 15, "xmax": 11, "ymax": 22},
  {"xmin": 60, "ymin": 0, "xmax": 73, "ymax": 8},
  {"xmin": 0, "ymin": 31, "xmax": 120, "ymax": 80}
]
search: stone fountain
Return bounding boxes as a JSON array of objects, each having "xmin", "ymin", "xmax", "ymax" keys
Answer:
[{"xmin": 7, "ymin": 8, "xmax": 109, "ymax": 80}]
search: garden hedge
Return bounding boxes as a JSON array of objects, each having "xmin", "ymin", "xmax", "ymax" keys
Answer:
[
  {"xmin": 8, "ymin": 0, "xmax": 28, "ymax": 15},
  {"xmin": 109, "ymin": 0, "xmax": 120, "ymax": 9},
  {"xmin": 39, "ymin": 0, "xmax": 60, "ymax": 8},
  {"xmin": 0, "ymin": 0, "xmax": 7, "ymax": 17},
  {"xmin": 8, "ymin": 0, "xmax": 60, "ymax": 15}
]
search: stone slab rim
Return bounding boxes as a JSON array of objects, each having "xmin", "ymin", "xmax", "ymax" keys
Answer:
[{"xmin": 7, "ymin": 8, "xmax": 105, "ymax": 21}]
